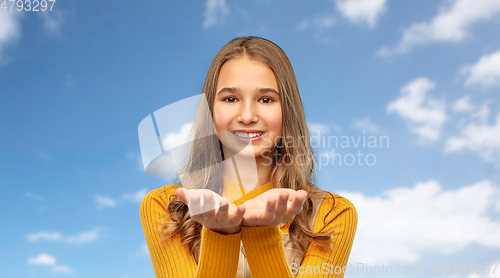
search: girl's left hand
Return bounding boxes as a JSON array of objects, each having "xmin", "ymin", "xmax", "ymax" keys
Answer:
[{"xmin": 240, "ymin": 188, "xmax": 307, "ymax": 227}]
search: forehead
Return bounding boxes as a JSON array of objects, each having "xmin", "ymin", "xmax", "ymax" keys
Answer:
[{"xmin": 216, "ymin": 57, "xmax": 278, "ymax": 89}]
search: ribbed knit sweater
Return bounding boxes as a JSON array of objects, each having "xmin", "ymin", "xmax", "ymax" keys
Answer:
[{"xmin": 140, "ymin": 176, "xmax": 357, "ymax": 277}]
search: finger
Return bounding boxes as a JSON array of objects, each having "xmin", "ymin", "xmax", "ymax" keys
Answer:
[
  {"xmin": 262, "ymin": 197, "xmax": 277, "ymax": 224},
  {"xmin": 229, "ymin": 204, "xmax": 245, "ymax": 225},
  {"xmin": 188, "ymin": 191, "xmax": 203, "ymax": 219},
  {"xmin": 296, "ymin": 190, "xmax": 308, "ymax": 201},
  {"xmin": 215, "ymin": 197, "xmax": 230, "ymax": 224},
  {"xmin": 175, "ymin": 188, "xmax": 187, "ymax": 204},
  {"xmin": 235, "ymin": 205, "xmax": 245, "ymax": 222},
  {"xmin": 201, "ymin": 191, "xmax": 217, "ymax": 220},
  {"xmin": 274, "ymin": 191, "xmax": 289, "ymax": 220},
  {"xmin": 285, "ymin": 192, "xmax": 306, "ymax": 219},
  {"xmin": 290, "ymin": 190, "xmax": 307, "ymax": 205}
]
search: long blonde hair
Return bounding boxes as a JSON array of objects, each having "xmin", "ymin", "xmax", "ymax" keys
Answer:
[{"xmin": 156, "ymin": 36, "xmax": 336, "ymax": 254}]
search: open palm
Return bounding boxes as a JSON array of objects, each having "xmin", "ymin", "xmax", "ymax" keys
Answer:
[
  {"xmin": 176, "ymin": 187, "xmax": 307, "ymax": 232},
  {"xmin": 240, "ymin": 188, "xmax": 307, "ymax": 227}
]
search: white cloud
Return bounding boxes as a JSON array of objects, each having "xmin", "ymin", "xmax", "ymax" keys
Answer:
[
  {"xmin": 340, "ymin": 179, "xmax": 500, "ymax": 264},
  {"xmin": 65, "ymin": 228, "xmax": 99, "ymax": 244},
  {"xmin": 308, "ymin": 122, "xmax": 343, "ymax": 151},
  {"xmin": 387, "ymin": 77, "xmax": 446, "ymax": 141},
  {"xmin": 1, "ymin": 10, "xmax": 63, "ymax": 65},
  {"xmin": 335, "ymin": 0, "xmax": 387, "ymax": 27},
  {"xmin": 445, "ymin": 103, "xmax": 500, "ymax": 165},
  {"xmin": 27, "ymin": 253, "xmax": 56, "ymax": 265},
  {"xmin": 452, "ymin": 95, "xmax": 475, "ymax": 112},
  {"xmin": 468, "ymin": 269, "xmax": 500, "ymax": 278},
  {"xmin": 139, "ymin": 122, "xmax": 192, "ymax": 179},
  {"xmin": 94, "ymin": 188, "xmax": 149, "ymax": 207},
  {"xmin": 203, "ymin": 0, "xmax": 229, "ymax": 28},
  {"xmin": 26, "ymin": 231, "xmax": 62, "ymax": 242},
  {"xmin": 26, "ymin": 228, "xmax": 100, "ymax": 244},
  {"xmin": 469, "ymin": 100, "xmax": 492, "ymax": 124},
  {"xmin": 0, "ymin": 11, "xmax": 23, "ymax": 65},
  {"xmin": 161, "ymin": 122, "xmax": 193, "ymax": 150},
  {"xmin": 378, "ymin": 0, "xmax": 500, "ymax": 56},
  {"xmin": 308, "ymin": 122, "xmax": 331, "ymax": 135},
  {"xmin": 95, "ymin": 194, "xmax": 116, "ymax": 208},
  {"xmin": 51, "ymin": 265, "xmax": 73, "ymax": 273},
  {"xmin": 468, "ymin": 268, "xmax": 500, "ymax": 278},
  {"xmin": 26, "ymin": 191, "xmax": 43, "ymax": 200},
  {"xmin": 27, "ymin": 254, "xmax": 74, "ymax": 273},
  {"xmin": 298, "ymin": 15, "xmax": 335, "ymax": 31},
  {"xmin": 122, "ymin": 188, "xmax": 148, "ymax": 203},
  {"xmin": 462, "ymin": 49, "xmax": 500, "ymax": 88},
  {"xmin": 38, "ymin": 10, "xmax": 64, "ymax": 35},
  {"xmin": 351, "ymin": 117, "xmax": 380, "ymax": 133}
]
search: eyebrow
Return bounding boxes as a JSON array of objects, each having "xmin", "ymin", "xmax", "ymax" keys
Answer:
[{"xmin": 216, "ymin": 87, "xmax": 279, "ymax": 96}]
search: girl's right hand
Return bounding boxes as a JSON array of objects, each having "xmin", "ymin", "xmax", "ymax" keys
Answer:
[
  {"xmin": 175, "ymin": 188, "xmax": 246, "ymax": 235},
  {"xmin": 240, "ymin": 188, "xmax": 307, "ymax": 227}
]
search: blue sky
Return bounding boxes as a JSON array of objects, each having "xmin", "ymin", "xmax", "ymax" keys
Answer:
[{"xmin": 1, "ymin": 0, "xmax": 500, "ymax": 277}]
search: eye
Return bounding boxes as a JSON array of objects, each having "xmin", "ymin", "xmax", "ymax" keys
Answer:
[
  {"xmin": 222, "ymin": 97, "xmax": 237, "ymax": 103},
  {"xmin": 260, "ymin": 96, "xmax": 275, "ymax": 104}
]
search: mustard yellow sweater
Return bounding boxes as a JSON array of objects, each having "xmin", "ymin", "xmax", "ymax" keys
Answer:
[{"xmin": 140, "ymin": 176, "xmax": 357, "ymax": 277}]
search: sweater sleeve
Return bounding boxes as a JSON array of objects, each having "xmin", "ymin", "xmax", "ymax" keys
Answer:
[
  {"xmin": 139, "ymin": 186, "xmax": 242, "ymax": 278},
  {"xmin": 240, "ymin": 193, "xmax": 358, "ymax": 278}
]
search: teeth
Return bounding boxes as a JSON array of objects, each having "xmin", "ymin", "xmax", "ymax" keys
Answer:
[{"xmin": 233, "ymin": 131, "xmax": 264, "ymax": 138}]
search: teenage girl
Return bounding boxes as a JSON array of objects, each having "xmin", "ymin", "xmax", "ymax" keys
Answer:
[{"xmin": 140, "ymin": 36, "xmax": 357, "ymax": 278}]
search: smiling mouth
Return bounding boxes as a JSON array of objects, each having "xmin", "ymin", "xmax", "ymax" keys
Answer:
[{"xmin": 231, "ymin": 131, "xmax": 265, "ymax": 139}]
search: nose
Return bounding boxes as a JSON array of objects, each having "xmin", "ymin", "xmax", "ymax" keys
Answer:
[{"xmin": 237, "ymin": 100, "xmax": 258, "ymax": 124}]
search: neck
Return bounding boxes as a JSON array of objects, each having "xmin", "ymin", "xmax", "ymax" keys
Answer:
[{"xmin": 221, "ymin": 145, "xmax": 274, "ymax": 191}]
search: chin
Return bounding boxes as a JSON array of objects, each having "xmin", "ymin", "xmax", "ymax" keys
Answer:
[
  {"xmin": 226, "ymin": 147, "xmax": 266, "ymax": 159},
  {"xmin": 233, "ymin": 149, "xmax": 260, "ymax": 158}
]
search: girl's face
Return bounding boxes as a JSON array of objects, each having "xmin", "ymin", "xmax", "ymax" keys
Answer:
[{"xmin": 213, "ymin": 56, "xmax": 282, "ymax": 159}]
